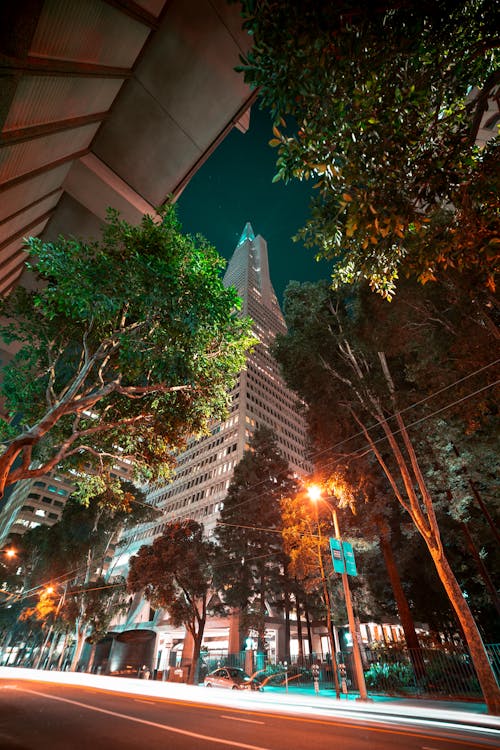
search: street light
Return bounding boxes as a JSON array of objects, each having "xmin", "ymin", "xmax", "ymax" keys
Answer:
[
  {"xmin": 308, "ymin": 494, "xmax": 341, "ymax": 698},
  {"xmin": 308, "ymin": 484, "xmax": 370, "ymax": 702},
  {"xmin": 34, "ymin": 584, "xmax": 66, "ymax": 669},
  {"xmin": 1, "ymin": 548, "xmax": 16, "ymax": 559}
]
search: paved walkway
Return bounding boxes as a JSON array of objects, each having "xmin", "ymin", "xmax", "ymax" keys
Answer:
[
  {"xmin": 245, "ymin": 683, "xmax": 500, "ymax": 732},
  {"xmin": 265, "ymin": 683, "xmax": 488, "ymax": 713}
]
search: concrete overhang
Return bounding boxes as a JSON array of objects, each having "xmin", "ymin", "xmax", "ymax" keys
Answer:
[{"xmin": 0, "ymin": 0, "xmax": 255, "ymax": 295}]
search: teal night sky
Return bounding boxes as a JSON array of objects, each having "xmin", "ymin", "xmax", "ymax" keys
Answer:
[{"xmin": 177, "ymin": 106, "xmax": 331, "ymax": 306}]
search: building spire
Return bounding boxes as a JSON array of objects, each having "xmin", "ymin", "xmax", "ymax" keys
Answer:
[{"xmin": 238, "ymin": 222, "xmax": 255, "ymax": 245}]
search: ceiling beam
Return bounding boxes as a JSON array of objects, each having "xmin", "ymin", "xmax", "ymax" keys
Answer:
[
  {"xmin": 1, "ymin": 112, "xmax": 110, "ymax": 146},
  {"xmin": 0, "ymin": 149, "xmax": 90, "ymax": 193},
  {"xmin": 0, "ymin": 56, "xmax": 132, "ymax": 79},
  {"xmin": 0, "ymin": 208, "xmax": 55, "ymax": 252},
  {"xmin": 102, "ymin": 0, "xmax": 162, "ymax": 29}
]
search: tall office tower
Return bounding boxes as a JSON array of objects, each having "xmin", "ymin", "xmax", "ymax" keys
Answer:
[
  {"xmin": 111, "ymin": 224, "xmax": 312, "ymax": 575},
  {"xmin": 0, "ymin": 472, "xmax": 73, "ymax": 545},
  {"xmin": 0, "ymin": 460, "xmax": 133, "ymax": 548}
]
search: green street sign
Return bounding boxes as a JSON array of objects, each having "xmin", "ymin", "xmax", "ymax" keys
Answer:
[
  {"xmin": 342, "ymin": 541, "xmax": 358, "ymax": 577},
  {"xmin": 329, "ymin": 538, "xmax": 358, "ymax": 577},
  {"xmin": 329, "ymin": 538, "xmax": 344, "ymax": 574}
]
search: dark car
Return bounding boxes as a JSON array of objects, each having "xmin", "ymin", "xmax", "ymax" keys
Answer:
[{"xmin": 204, "ymin": 667, "xmax": 264, "ymax": 691}]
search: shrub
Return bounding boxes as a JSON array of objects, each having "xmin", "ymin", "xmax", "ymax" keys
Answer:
[{"xmin": 364, "ymin": 661, "xmax": 414, "ymax": 692}]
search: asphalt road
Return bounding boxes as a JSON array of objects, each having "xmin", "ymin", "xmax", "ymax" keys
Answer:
[{"xmin": 0, "ymin": 679, "xmax": 497, "ymax": 750}]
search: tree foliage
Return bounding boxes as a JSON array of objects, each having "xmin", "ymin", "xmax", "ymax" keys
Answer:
[
  {"xmin": 15, "ymin": 479, "xmax": 152, "ymax": 669},
  {"xmin": 274, "ymin": 277, "xmax": 500, "ymax": 712},
  {"xmin": 238, "ymin": 0, "xmax": 500, "ymax": 297},
  {"xmin": 215, "ymin": 426, "xmax": 298, "ymax": 647},
  {"xmin": 127, "ymin": 520, "xmax": 218, "ymax": 683},
  {"xmin": 20, "ymin": 480, "xmax": 153, "ymax": 587},
  {"xmin": 0, "ymin": 205, "xmax": 254, "ymax": 497}
]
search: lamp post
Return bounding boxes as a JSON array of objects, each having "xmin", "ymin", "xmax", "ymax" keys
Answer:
[
  {"xmin": 308, "ymin": 485, "xmax": 369, "ymax": 702},
  {"xmin": 311, "ymin": 500, "xmax": 341, "ymax": 699}
]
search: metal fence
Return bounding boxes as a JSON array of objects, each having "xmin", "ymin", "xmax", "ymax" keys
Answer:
[{"xmin": 199, "ymin": 644, "xmax": 500, "ymax": 699}]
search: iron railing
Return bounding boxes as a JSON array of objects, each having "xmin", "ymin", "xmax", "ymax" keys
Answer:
[{"xmin": 199, "ymin": 644, "xmax": 500, "ymax": 699}]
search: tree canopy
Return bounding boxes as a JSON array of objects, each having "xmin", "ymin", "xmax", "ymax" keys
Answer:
[
  {"xmin": 0, "ymin": 205, "xmax": 254, "ymax": 497},
  {"xmin": 127, "ymin": 520, "xmax": 218, "ymax": 683},
  {"xmin": 215, "ymin": 425, "xmax": 298, "ymax": 647},
  {"xmin": 238, "ymin": 0, "xmax": 500, "ymax": 297},
  {"xmin": 274, "ymin": 276, "xmax": 500, "ymax": 712},
  {"xmin": 5, "ymin": 478, "xmax": 149, "ymax": 670}
]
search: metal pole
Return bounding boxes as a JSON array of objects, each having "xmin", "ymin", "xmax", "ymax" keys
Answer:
[
  {"xmin": 331, "ymin": 509, "xmax": 369, "ymax": 701},
  {"xmin": 314, "ymin": 504, "xmax": 340, "ymax": 699}
]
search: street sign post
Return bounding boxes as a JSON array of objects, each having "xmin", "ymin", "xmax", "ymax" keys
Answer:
[{"xmin": 329, "ymin": 538, "xmax": 357, "ymax": 577}]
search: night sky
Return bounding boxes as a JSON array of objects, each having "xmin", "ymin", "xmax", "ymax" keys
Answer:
[{"xmin": 177, "ymin": 106, "xmax": 331, "ymax": 306}]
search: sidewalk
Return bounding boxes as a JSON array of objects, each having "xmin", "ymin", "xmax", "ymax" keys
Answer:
[
  {"xmin": 1, "ymin": 666, "xmax": 499, "ymax": 734},
  {"xmin": 265, "ymin": 682, "xmax": 488, "ymax": 714},
  {"xmin": 258, "ymin": 683, "xmax": 498, "ymax": 730}
]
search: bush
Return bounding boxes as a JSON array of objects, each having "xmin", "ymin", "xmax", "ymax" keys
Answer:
[
  {"xmin": 364, "ymin": 661, "xmax": 414, "ymax": 692},
  {"xmin": 422, "ymin": 652, "xmax": 480, "ymax": 695}
]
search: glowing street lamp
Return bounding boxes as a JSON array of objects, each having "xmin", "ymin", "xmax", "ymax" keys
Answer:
[
  {"xmin": 1, "ymin": 548, "xmax": 16, "ymax": 559},
  {"xmin": 306, "ymin": 488, "xmax": 341, "ymax": 698},
  {"xmin": 307, "ymin": 484, "xmax": 369, "ymax": 702}
]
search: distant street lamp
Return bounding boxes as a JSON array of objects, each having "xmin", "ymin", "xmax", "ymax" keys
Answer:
[
  {"xmin": 34, "ymin": 584, "xmax": 66, "ymax": 669},
  {"xmin": 1, "ymin": 548, "xmax": 16, "ymax": 559},
  {"xmin": 307, "ymin": 484, "xmax": 370, "ymax": 702}
]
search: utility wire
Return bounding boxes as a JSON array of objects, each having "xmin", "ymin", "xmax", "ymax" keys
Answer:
[
  {"xmin": 7, "ymin": 361, "xmax": 496, "ymax": 606},
  {"xmin": 206, "ymin": 369, "xmax": 499, "ymax": 517}
]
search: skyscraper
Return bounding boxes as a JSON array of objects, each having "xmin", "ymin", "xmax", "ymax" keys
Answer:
[
  {"xmin": 103, "ymin": 225, "xmax": 314, "ymax": 674},
  {"xmin": 112, "ymin": 224, "xmax": 312, "ymax": 575}
]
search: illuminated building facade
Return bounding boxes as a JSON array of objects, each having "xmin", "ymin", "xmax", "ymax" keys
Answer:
[
  {"xmin": 112, "ymin": 224, "xmax": 312, "ymax": 575},
  {"xmin": 0, "ymin": 472, "xmax": 73, "ymax": 545},
  {"xmin": 105, "ymin": 225, "xmax": 313, "ymax": 672}
]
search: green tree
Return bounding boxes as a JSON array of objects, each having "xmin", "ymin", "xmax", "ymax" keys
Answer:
[
  {"xmin": 238, "ymin": 0, "xmax": 499, "ymax": 297},
  {"xmin": 18, "ymin": 479, "xmax": 154, "ymax": 669},
  {"xmin": 127, "ymin": 520, "xmax": 217, "ymax": 684},
  {"xmin": 215, "ymin": 426, "xmax": 298, "ymax": 650},
  {"xmin": 274, "ymin": 278, "xmax": 500, "ymax": 713},
  {"xmin": 0, "ymin": 205, "xmax": 254, "ymax": 498},
  {"xmin": 64, "ymin": 576, "xmax": 128, "ymax": 672}
]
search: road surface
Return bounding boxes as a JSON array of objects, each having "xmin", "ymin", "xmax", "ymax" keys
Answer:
[{"xmin": 0, "ymin": 677, "xmax": 498, "ymax": 750}]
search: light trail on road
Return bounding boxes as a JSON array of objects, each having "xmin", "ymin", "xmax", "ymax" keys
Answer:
[{"xmin": 6, "ymin": 681, "xmax": 497, "ymax": 750}]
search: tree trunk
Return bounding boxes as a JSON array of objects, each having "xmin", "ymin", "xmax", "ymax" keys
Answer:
[
  {"xmin": 316, "ymin": 529, "xmax": 340, "ymax": 698},
  {"xmin": 377, "ymin": 524, "xmax": 426, "ymax": 679},
  {"xmin": 34, "ymin": 625, "xmax": 53, "ymax": 669},
  {"xmin": 460, "ymin": 521, "xmax": 500, "ymax": 619},
  {"xmin": 189, "ymin": 618, "xmax": 206, "ymax": 685},
  {"xmin": 428, "ymin": 543, "xmax": 500, "ymax": 713},
  {"xmin": 0, "ymin": 443, "xmax": 23, "ymax": 500},
  {"xmin": 45, "ymin": 628, "xmax": 60, "ymax": 668},
  {"xmin": 305, "ymin": 604, "xmax": 313, "ymax": 656},
  {"xmin": 353, "ymin": 373, "xmax": 500, "ymax": 715},
  {"xmin": 296, "ymin": 596, "xmax": 305, "ymax": 666},
  {"xmin": 284, "ymin": 588, "xmax": 291, "ymax": 664},
  {"xmin": 70, "ymin": 622, "xmax": 87, "ymax": 672},
  {"xmin": 87, "ymin": 643, "xmax": 98, "ymax": 673},
  {"xmin": 57, "ymin": 632, "xmax": 70, "ymax": 670},
  {"xmin": 258, "ymin": 574, "xmax": 266, "ymax": 653},
  {"xmin": 14, "ymin": 630, "xmax": 36, "ymax": 666}
]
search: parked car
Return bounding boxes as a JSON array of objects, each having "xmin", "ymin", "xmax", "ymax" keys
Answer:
[{"xmin": 204, "ymin": 667, "xmax": 264, "ymax": 691}]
